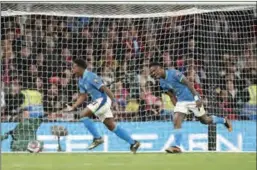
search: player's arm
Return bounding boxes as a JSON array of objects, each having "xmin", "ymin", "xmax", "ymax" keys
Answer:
[
  {"xmin": 181, "ymin": 77, "xmax": 199, "ymax": 99},
  {"xmin": 165, "ymin": 90, "xmax": 177, "ymax": 106},
  {"xmin": 174, "ymin": 70, "xmax": 202, "ymax": 107},
  {"xmin": 160, "ymin": 84, "xmax": 177, "ymax": 106},
  {"xmin": 90, "ymin": 73, "xmax": 117, "ymax": 103},
  {"xmin": 64, "ymin": 80, "xmax": 88, "ymax": 111},
  {"xmin": 96, "ymin": 80, "xmax": 118, "ymax": 110},
  {"xmin": 173, "ymin": 70, "xmax": 200, "ymax": 99},
  {"xmin": 70, "ymin": 93, "xmax": 87, "ymax": 110},
  {"xmin": 100, "ymin": 86, "xmax": 116, "ymax": 103},
  {"xmin": 180, "ymin": 76, "xmax": 203, "ymax": 108}
]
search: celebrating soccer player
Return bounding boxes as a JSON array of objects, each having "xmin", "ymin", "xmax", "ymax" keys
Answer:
[
  {"xmin": 64, "ymin": 59, "xmax": 140, "ymax": 153},
  {"xmin": 149, "ymin": 62, "xmax": 232, "ymax": 153}
]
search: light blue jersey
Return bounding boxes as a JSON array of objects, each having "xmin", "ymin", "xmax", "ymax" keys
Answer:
[
  {"xmin": 77, "ymin": 70, "xmax": 136, "ymax": 148},
  {"xmin": 79, "ymin": 70, "xmax": 107, "ymax": 101},
  {"xmin": 160, "ymin": 69, "xmax": 194, "ymax": 102}
]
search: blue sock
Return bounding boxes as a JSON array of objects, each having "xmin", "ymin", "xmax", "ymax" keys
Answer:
[
  {"xmin": 172, "ymin": 129, "xmax": 182, "ymax": 147},
  {"xmin": 212, "ymin": 116, "xmax": 225, "ymax": 124},
  {"xmin": 112, "ymin": 125, "xmax": 135, "ymax": 145},
  {"xmin": 82, "ymin": 118, "xmax": 101, "ymax": 139}
]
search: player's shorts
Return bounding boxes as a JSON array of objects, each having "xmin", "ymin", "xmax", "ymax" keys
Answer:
[
  {"xmin": 174, "ymin": 101, "xmax": 205, "ymax": 117},
  {"xmin": 86, "ymin": 97, "xmax": 113, "ymax": 122}
]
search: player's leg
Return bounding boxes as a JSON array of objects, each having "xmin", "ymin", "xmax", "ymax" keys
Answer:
[
  {"xmin": 190, "ymin": 105, "xmax": 233, "ymax": 132},
  {"xmin": 165, "ymin": 112, "xmax": 185, "ymax": 153},
  {"xmin": 103, "ymin": 117, "xmax": 140, "ymax": 153},
  {"xmin": 198, "ymin": 114, "xmax": 232, "ymax": 132},
  {"xmin": 80, "ymin": 107, "xmax": 104, "ymax": 150},
  {"xmin": 96, "ymin": 97, "xmax": 140, "ymax": 153}
]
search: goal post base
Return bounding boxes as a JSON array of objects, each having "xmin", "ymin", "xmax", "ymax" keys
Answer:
[{"xmin": 208, "ymin": 124, "xmax": 217, "ymax": 151}]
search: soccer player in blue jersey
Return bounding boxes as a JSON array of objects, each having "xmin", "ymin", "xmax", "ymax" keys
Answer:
[
  {"xmin": 64, "ymin": 59, "xmax": 140, "ymax": 153},
  {"xmin": 149, "ymin": 62, "xmax": 232, "ymax": 153}
]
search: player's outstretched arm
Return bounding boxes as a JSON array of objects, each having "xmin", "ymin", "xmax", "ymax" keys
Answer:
[
  {"xmin": 100, "ymin": 86, "xmax": 119, "ymax": 111},
  {"xmin": 181, "ymin": 77, "xmax": 198, "ymax": 97},
  {"xmin": 181, "ymin": 77, "xmax": 202, "ymax": 107},
  {"xmin": 165, "ymin": 91, "xmax": 177, "ymax": 106},
  {"xmin": 100, "ymin": 86, "xmax": 115, "ymax": 102},
  {"xmin": 65, "ymin": 93, "xmax": 87, "ymax": 111}
]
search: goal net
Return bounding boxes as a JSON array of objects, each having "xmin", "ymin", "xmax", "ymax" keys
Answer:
[{"xmin": 1, "ymin": 3, "xmax": 256, "ymax": 153}]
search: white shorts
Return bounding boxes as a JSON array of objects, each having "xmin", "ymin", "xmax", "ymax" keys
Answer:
[
  {"xmin": 174, "ymin": 101, "xmax": 205, "ymax": 117},
  {"xmin": 86, "ymin": 97, "xmax": 113, "ymax": 122}
]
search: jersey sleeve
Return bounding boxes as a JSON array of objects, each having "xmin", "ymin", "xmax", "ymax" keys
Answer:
[
  {"xmin": 88, "ymin": 73, "xmax": 104, "ymax": 89},
  {"xmin": 160, "ymin": 86, "xmax": 168, "ymax": 93},
  {"xmin": 78, "ymin": 81, "xmax": 87, "ymax": 94},
  {"xmin": 172, "ymin": 70, "xmax": 185, "ymax": 82},
  {"xmin": 160, "ymin": 80, "xmax": 169, "ymax": 93}
]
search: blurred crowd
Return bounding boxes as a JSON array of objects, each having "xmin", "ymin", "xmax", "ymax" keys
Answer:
[{"xmin": 1, "ymin": 9, "xmax": 256, "ymax": 122}]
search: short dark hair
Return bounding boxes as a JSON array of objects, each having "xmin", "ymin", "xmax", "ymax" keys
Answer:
[
  {"xmin": 149, "ymin": 62, "xmax": 162, "ymax": 68},
  {"xmin": 73, "ymin": 58, "xmax": 87, "ymax": 69}
]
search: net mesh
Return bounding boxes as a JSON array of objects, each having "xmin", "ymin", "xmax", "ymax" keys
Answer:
[{"xmin": 1, "ymin": 3, "xmax": 256, "ymax": 152}]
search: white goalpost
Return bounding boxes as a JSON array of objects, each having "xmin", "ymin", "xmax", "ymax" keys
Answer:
[{"xmin": 0, "ymin": 2, "xmax": 256, "ymax": 153}]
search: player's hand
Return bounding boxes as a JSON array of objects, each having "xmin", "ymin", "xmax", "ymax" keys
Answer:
[
  {"xmin": 63, "ymin": 104, "xmax": 75, "ymax": 112},
  {"xmin": 196, "ymin": 99, "xmax": 203, "ymax": 108}
]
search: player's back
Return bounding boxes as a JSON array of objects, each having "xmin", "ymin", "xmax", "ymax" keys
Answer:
[
  {"xmin": 79, "ymin": 70, "xmax": 106, "ymax": 101},
  {"xmin": 160, "ymin": 69, "xmax": 194, "ymax": 102}
]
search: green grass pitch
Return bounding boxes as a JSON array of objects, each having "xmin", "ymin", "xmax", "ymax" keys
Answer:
[{"xmin": 2, "ymin": 153, "xmax": 256, "ymax": 170}]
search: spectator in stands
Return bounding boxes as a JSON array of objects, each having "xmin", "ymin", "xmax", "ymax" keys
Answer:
[
  {"xmin": 160, "ymin": 92, "xmax": 174, "ymax": 120},
  {"xmin": 1, "ymin": 11, "xmax": 256, "ymax": 122},
  {"xmin": 224, "ymin": 79, "xmax": 239, "ymax": 119},
  {"xmin": 229, "ymin": 30, "xmax": 245, "ymax": 56},
  {"xmin": 81, "ymin": 26, "xmax": 93, "ymax": 40},
  {"xmin": 61, "ymin": 47, "xmax": 72, "ymax": 62},
  {"xmin": 35, "ymin": 51, "xmax": 44, "ymax": 66},
  {"xmin": 4, "ymin": 82, "xmax": 24, "ymax": 121},
  {"xmin": 217, "ymin": 89, "xmax": 236, "ymax": 118},
  {"xmin": 241, "ymin": 79, "xmax": 257, "ymax": 120},
  {"xmin": 44, "ymin": 84, "xmax": 62, "ymax": 114},
  {"xmin": 226, "ymin": 79, "xmax": 237, "ymax": 100},
  {"xmin": 114, "ymin": 81, "xmax": 129, "ymax": 111},
  {"xmin": 18, "ymin": 78, "xmax": 44, "ymax": 119},
  {"xmin": 85, "ymin": 54, "xmax": 95, "ymax": 72},
  {"xmin": 35, "ymin": 77, "xmax": 44, "ymax": 92},
  {"xmin": 162, "ymin": 46, "xmax": 173, "ymax": 68},
  {"xmin": 104, "ymin": 48, "xmax": 117, "ymax": 68},
  {"xmin": 1, "ymin": 82, "xmax": 6, "ymax": 114},
  {"xmin": 124, "ymin": 49, "xmax": 133, "ymax": 61},
  {"xmin": 1, "ymin": 29, "xmax": 15, "ymax": 84},
  {"xmin": 247, "ymin": 81, "xmax": 257, "ymax": 106},
  {"xmin": 2, "ymin": 29, "xmax": 15, "ymax": 59},
  {"xmin": 46, "ymin": 21, "xmax": 58, "ymax": 39},
  {"xmin": 186, "ymin": 65, "xmax": 203, "ymax": 97},
  {"xmin": 140, "ymin": 81, "xmax": 162, "ymax": 120},
  {"xmin": 100, "ymin": 62, "xmax": 115, "ymax": 86},
  {"xmin": 13, "ymin": 45, "xmax": 32, "ymax": 76},
  {"xmin": 58, "ymin": 69, "xmax": 78, "ymax": 105},
  {"xmin": 125, "ymin": 98, "xmax": 140, "ymax": 114},
  {"xmin": 138, "ymin": 66, "xmax": 155, "ymax": 94},
  {"xmin": 107, "ymin": 24, "xmax": 119, "ymax": 43},
  {"xmin": 242, "ymin": 43, "xmax": 257, "ymax": 82}
]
